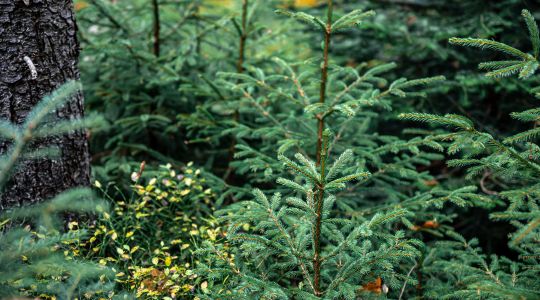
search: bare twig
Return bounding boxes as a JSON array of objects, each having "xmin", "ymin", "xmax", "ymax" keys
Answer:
[
  {"xmin": 399, "ymin": 262, "xmax": 418, "ymax": 300},
  {"xmin": 480, "ymin": 171, "xmax": 498, "ymax": 195},
  {"xmin": 152, "ymin": 0, "xmax": 161, "ymax": 56}
]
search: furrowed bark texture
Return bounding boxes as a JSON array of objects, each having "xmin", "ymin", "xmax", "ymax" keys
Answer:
[{"xmin": 0, "ymin": 0, "xmax": 90, "ymax": 210}]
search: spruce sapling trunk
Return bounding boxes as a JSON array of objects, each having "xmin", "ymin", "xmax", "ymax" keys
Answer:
[
  {"xmin": 226, "ymin": 0, "xmax": 249, "ymax": 181},
  {"xmin": 152, "ymin": 0, "xmax": 161, "ymax": 56},
  {"xmin": 316, "ymin": 0, "xmax": 333, "ymax": 167},
  {"xmin": 237, "ymin": 0, "xmax": 249, "ymax": 74},
  {"xmin": 313, "ymin": 0, "xmax": 333, "ymax": 295}
]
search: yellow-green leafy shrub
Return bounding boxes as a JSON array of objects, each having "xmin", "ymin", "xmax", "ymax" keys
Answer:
[{"xmin": 63, "ymin": 163, "xmax": 224, "ymax": 299}]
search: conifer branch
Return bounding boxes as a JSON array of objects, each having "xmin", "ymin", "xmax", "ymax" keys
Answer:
[
  {"xmin": 449, "ymin": 37, "xmax": 533, "ymax": 60},
  {"xmin": 522, "ymin": 9, "xmax": 540, "ymax": 58},
  {"xmin": 87, "ymin": 0, "xmax": 129, "ymax": 33},
  {"xmin": 267, "ymin": 199, "xmax": 316, "ymax": 292},
  {"xmin": 0, "ymin": 81, "xmax": 82, "ymax": 189},
  {"xmin": 509, "ymin": 217, "xmax": 540, "ymax": 245},
  {"xmin": 478, "ymin": 60, "xmax": 524, "ymax": 70},
  {"xmin": 241, "ymin": 89, "xmax": 293, "ymax": 138}
]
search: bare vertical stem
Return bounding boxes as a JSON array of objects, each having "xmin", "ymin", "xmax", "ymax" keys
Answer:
[
  {"xmin": 316, "ymin": 0, "xmax": 333, "ymax": 166},
  {"xmin": 313, "ymin": 146, "xmax": 327, "ymax": 296},
  {"xmin": 237, "ymin": 0, "xmax": 249, "ymax": 73},
  {"xmin": 152, "ymin": 0, "xmax": 161, "ymax": 56},
  {"xmin": 313, "ymin": 2, "xmax": 333, "ymax": 295},
  {"xmin": 225, "ymin": 0, "xmax": 249, "ymax": 181},
  {"xmin": 195, "ymin": 5, "xmax": 202, "ymax": 55},
  {"xmin": 234, "ymin": 0, "xmax": 248, "ymax": 125}
]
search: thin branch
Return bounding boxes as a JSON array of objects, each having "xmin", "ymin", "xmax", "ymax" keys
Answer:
[
  {"xmin": 152, "ymin": 0, "xmax": 161, "ymax": 56},
  {"xmin": 237, "ymin": 0, "xmax": 249, "ymax": 73},
  {"xmin": 399, "ymin": 262, "xmax": 418, "ymax": 300},
  {"xmin": 315, "ymin": 0, "xmax": 333, "ymax": 167},
  {"xmin": 480, "ymin": 171, "xmax": 498, "ymax": 195},
  {"xmin": 225, "ymin": 0, "xmax": 250, "ymax": 182}
]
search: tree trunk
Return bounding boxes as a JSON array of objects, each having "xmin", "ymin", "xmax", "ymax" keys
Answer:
[{"xmin": 0, "ymin": 0, "xmax": 90, "ymax": 210}]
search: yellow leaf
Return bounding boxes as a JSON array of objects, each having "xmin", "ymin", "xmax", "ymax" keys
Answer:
[
  {"xmin": 68, "ymin": 221, "xmax": 78, "ymax": 230},
  {"xmin": 165, "ymin": 256, "xmax": 172, "ymax": 267},
  {"xmin": 136, "ymin": 212, "xmax": 149, "ymax": 219},
  {"xmin": 201, "ymin": 281, "xmax": 209, "ymax": 293},
  {"xmin": 125, "ymin": 231, "xmax": 134, "ymax": 238},
  {"xmin": 152, "ymin": 257, "xmax": 159, "ymax": 265}
]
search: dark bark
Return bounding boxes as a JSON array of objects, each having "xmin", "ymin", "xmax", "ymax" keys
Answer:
[{"xmin": 0, "ymin": 0, "xmax": 90, "ymax": 209}]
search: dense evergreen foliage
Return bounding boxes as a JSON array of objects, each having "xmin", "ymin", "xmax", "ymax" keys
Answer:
[{"xmin": 1, "ymin": 0, "xmax": 539, "ymax": 299}]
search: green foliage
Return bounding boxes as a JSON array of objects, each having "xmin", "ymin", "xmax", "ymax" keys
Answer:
[
  {"xmin": 200, "ymin": 151, "xmax": 422, "ymax": 298},
  {"xmin": 190, "ymin": 2, "xmax": 489, "ymax": 298},
  {"xmin": 3, "ymin": 1, "xmax": 536, "ymax": 299},
  {"xmin": 424, "ymin": 232, "xmax": 540, "ymax": 300},
  {"xmin": 447, "ymin": 8, "xmax": 540, "ymax": 80},
  {"xmin": 78, "ymin": 0, "xmax": 208, "ymax": 181},
  {"xmin": 0, "ymin": 82, "xmax": 114, "ymax": 298},
  {"xmin": 64, "ymin": 163, "xmax": 222, "ymax": 299},
  {"xmin": 402, "ymin": 9, "xmax": 540, "ymax": 299},
  {"xmin": 0, "ymin": 189, "xmax": 114, "ymax": 299}
]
